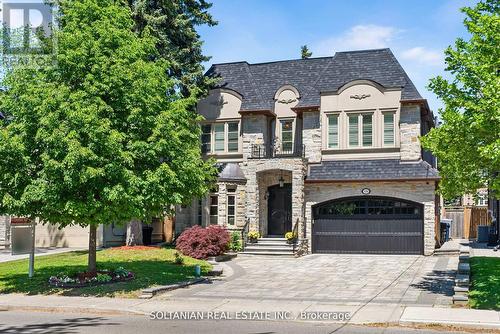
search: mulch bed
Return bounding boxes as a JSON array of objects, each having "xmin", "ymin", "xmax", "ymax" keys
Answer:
[
  {"xmin": 49, "ymin": 270, "xmax": 135, "ymax": 288},
  {"xmin": 110, "ymin": 245, "xmax": 159, "ymax": 251}
]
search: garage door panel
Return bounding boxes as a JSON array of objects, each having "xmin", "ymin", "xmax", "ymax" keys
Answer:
[{"xmin": 312, "ymin": 197, "xmax": 424, "ymax": 255}]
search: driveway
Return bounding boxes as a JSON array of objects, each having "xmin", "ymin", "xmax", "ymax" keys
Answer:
[
  {"xmin": 0, "ymin": 247, "xmax": 83, "ymax": 263},
  {"xmin": 165, "ymin": 254, "xmax": 457, "ymax": 307}
]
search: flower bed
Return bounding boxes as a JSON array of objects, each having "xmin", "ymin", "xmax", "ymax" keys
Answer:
[{"xmin": 48, "ymin": 267, "xmax": 134, "ymax": 288}]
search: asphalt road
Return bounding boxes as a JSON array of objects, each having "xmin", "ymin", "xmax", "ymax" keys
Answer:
[{"xmin": 0, "ymin": 310, "xmax": 481, "ymax": 334}]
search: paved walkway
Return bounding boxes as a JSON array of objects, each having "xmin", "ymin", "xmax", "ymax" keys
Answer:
[
  {"xmin": 0, "ymin": 247, "xmax": 83, "ymax": 263},
  {"xmin": 470, "ymin": 241, "xmax": 500, "ymax": 258},
  {"xmin": 164, "ymin": 254, "xmax": 457, "ymax": 307}
]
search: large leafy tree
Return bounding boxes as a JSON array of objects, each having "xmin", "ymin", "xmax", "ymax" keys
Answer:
[
  {"xmin": 0, "ymin": 0, "xmax": 215, "ymax": 272},
  {"xmin": 127, "ymin": 0, "xmax": 217, "ymax": 96},
  {"xmin": 422, "ymin": 0, "xmax": 499, "ymax": 200}
]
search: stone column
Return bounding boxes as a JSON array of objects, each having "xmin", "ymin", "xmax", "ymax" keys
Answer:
[
  {"xmin": 217, "ymin": 183, "xmax": 227, "ymax": 227},
  {"xmin": 291, "ymin": 163, "xmax": 305, "ymax": 239},
  {"xmin": 302, "ymin": 111, "xmax": 322, "ymax": 163},
  {"xmin": 400, "ymin": 104, "xmax": 422, "ymax": 161}
]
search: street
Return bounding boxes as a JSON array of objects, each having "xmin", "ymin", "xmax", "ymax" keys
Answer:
[{"xmin": 0, "ymin": 310, "xmax": 484, "ymax": 334}]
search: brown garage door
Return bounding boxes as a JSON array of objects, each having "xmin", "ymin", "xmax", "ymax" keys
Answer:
[{"xmin": 312, "ymin": 196, "xmax": 423, "ymax": 254}]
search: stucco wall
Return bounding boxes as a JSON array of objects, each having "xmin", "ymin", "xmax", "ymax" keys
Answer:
[
  {"xmin": 304, "ymin": 180, "xmax": 436, "ymax": 255},
  {"xmin": 35, "ymin": 223, "xmax": 93, "ymax": 248},
  {"xmin": 197, "ymin": 90, "xmax": 242, "ymax": 121}
]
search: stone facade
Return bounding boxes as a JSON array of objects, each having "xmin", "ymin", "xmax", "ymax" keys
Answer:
[
  {"xmin": 302, "ymin": 111, "xmax": 322, "ymax": 163},
  {"xmin": 400, "ymin": 104, "xmax": 422, "ymax": 161},
  {"xmin": 174, "ymin": 76, "xmax": 438, "ymax": 256}
]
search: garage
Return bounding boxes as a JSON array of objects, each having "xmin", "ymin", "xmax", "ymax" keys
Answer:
[{"xmin": 312, "ymin": 196, "xmax": 424, "ymax": 254}]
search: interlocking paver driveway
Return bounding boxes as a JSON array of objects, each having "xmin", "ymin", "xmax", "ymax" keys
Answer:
[{"xmin": 166, "ymin": 254, "xmax": 457, "ymax": 306}]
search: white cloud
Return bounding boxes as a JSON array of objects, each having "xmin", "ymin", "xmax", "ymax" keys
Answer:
[
  {"xmin": 314, "ymin": 24, "xmax": 400, "ymax": 55},
  {"xmin": 401, "ymin": 47, "xmax": 444, "ymax": 66}
]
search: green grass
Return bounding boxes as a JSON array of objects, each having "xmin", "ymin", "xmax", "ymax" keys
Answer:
[
  {"xmin": 0, "ymin": 247, "xmax": 211, "ymax": 298},
  {"xmin": 469, "ymin": 257, "xmax": 500, "ymax": 310}
]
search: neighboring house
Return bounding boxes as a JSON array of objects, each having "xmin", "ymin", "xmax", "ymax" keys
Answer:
[
  {"xmin": 462, "ymin": 188, "xmax": 488, "ymax": 207},
  {"xmin": 0, "ymin": 216, "xmax": 165, "ymax": 249},
  {"xmin": 176, "ymin": 48, "xmax": 440, "ymax": 255}
]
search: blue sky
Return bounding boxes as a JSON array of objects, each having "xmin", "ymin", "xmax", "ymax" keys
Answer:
[{"xmin": 198, "ymin": 0, "xmax": 476, "ymax": 113}]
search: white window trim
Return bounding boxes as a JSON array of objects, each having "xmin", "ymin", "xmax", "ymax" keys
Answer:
[
  {"xmin": 201, "ymin": 120, "xmax": 241, "ymax": 155},
  {"xmin": 382, "ymin": 110, "xmax": 397, "ymax": 147},
  {"xmin": 326, "ymin": 112, "xmax": 340, "ymax": 149},
  {"xmin": 322, "ymin": 108, "xmax": 399, "ymax": 150},
  {"xmin": 278, "ymin": 118, "xmax": 295, "ymax": 151},
  {"xmin": 226, "ymin": 188, "xmax": 237, "ymax": 226},
  {"xmin": 347, "ymin": 112, "xmax": 374, "ymax": 148},
  {"xmin": 209, "ymin": 187, "xmax": 219, "ymax": 225}
]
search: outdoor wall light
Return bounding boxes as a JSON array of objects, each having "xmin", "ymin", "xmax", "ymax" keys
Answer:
[{"xmin": 279, "ymin": 175, "xmax": 285, "ymax": 188}]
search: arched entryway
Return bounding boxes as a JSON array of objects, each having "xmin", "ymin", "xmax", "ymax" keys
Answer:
[{"xmin": 312, "ymin": 196, "xmax": 424, "ymax": 254}]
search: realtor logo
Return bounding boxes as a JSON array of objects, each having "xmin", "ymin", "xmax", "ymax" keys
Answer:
[{"xmin": 1, "ymin": 0, "xmax": 56, "ymax": 67}]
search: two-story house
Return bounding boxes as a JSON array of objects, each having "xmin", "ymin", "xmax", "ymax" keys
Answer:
[{"xmin": 175, "ymin": 48, "xmax": 440, "ymax": 256}]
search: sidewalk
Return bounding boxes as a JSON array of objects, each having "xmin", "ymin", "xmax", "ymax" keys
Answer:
[
  {"xmin": 0, "ymin": 247, "xmax": 84, "ymax": 263},
  {"xmin": 0, "ymin": 293, "xmax": 499, "ymax": 329}
]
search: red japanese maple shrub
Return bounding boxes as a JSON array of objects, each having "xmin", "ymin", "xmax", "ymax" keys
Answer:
[{"xmin": 176, "ymin": 225, "xmax": 230, "ymax": 259}]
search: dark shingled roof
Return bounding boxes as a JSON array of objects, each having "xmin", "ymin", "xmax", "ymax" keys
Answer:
[
  {"xmin": 307, "ymin": 159, "xmax": 439, "ymax": 181},
  {"xmin": 207, "ymin": 48, "xmax": 423, "ymax": 111}
]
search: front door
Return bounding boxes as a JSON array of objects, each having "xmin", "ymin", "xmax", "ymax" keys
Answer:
[{"xmin": 267, "ymin": 184, "xmax": 292, "ymax": 236}]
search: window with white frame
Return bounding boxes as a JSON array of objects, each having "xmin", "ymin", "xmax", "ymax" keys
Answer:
[
  {"xmin": 327, "ymin": 114, "xmax": 339, "ymax": 148},
  {"xmin": 201, "ymin": 121, "xmax": 240, "ymax": 154},
  {"xmin": 348, "ymin": 113, "xmax": 373, "ymax": 148},
  {"xmin": 227, "ymin": 187, "xmax": 236, "ymax": 225},
  {"xmin": 362, "ymin": 114, "xmax": 373, "ymax": 147},
  {"xmin": 209, "ymin": 187, "xmax": 219, "ymax": 225},
  {"xmin": 348, "ymin": 114, "xmax": 359, "ymax": 147},
  {"xmin": 280, "ymin": 119, "xmax": 294, "ymax": 152},
  {"xmin": 383, "ymin": 112, "xmax": 396, "ymax": 146}
]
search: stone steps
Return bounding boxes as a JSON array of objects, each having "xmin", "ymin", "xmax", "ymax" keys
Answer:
[
  {"xmin": 241, "ymin": 238, "xmax": 294, "ymax": 256},
  {"xmin": 453, "ymin": 243, "xmax": 471, "ymax": 305}
]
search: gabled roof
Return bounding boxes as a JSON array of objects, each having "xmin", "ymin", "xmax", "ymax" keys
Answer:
[
  {"xmin": 307, "ymin": 159, "xmax": 439, "ymax": 182},
  {"xmin": 206, "ymin": 48, "xmax": 424, "ymax": 111}
]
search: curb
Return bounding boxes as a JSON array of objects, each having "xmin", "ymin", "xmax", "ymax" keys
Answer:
[
  {"xmin": 0, "ymin": 304, "xmax": 145, "ymax": 316},
  {"xmin": 139, "ymin": 277, "xmax": 208, "ymax": 299}
]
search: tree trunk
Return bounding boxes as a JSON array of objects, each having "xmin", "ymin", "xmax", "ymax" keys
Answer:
[
  {"xmin": 126, "ymin": 219, "xmax": 143, "ymax": 246},
  {"xmin": 88, "ymin": 224, "xmax": 97, "ymax": 274}
]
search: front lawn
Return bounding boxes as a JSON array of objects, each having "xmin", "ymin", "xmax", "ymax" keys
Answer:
[
  {"xmin": 469, "ymin": 256, "xmax": 500, "ymax": 310},
  {"xmin": 0, "ymin": 247, "xmax": 211, "ymax": 298}
]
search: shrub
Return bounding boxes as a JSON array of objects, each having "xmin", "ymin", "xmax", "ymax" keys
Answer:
[
  {"xmin": 285, "ymin": 231, "xmax": 297, "ymax": 241},
  {"xmin": 174, "ymin": 252, "xmax": 184, "ymax": 265},
  {"xmin": 228, "ymin": 231, "xmax": 242, "ymax": 252},
  {"xmin": 96, "ymin": 273, "xmax": 112, "ymax": 283},
  {"xmin": 247, "ymin": 230, "xmax": 260, "ymax": 240},
  {"xmin": 176, "ymin": 225, "xmax": 230, "ymax": 259}
]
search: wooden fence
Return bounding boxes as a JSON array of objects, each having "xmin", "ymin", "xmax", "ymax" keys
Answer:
[{"xmin": 443, "ymin": 206, "xmax": 490, "ymax": 239}]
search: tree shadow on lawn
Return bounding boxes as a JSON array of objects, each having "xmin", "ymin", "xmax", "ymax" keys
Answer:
[
  {"xmin": 469, "ymin": 256, "xmax": 500, "ymax": 310},
  {"xmin": 0, "ymin": 257, "xmax": 208, "ymax": 298}
]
